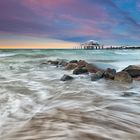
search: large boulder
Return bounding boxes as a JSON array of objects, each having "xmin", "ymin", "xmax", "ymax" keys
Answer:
[
  {"xmin": 73, "ymin": 67, "xmax": 88, "ymax": 75},
  {"xmin": 114, "ymin": 71, "xmax": 133, "ymax": 83},
  {"xmin": 85, "ymin": 63, "xmax": 102, "ymax": 73},
  {"xmin": 91, "ymin": 71, "xmax": 103, "ymax": 81},
  {"xmin": 122, "ymin": 65, "xmax": 140, "ymax": 77},
  {"xmin": 60, "ymin": 75, "xmax": 74, "ymax": 81},
  {"xmin": 77, "ymin": 60, "xmax": 87, "ymax": 68},
  {"xmin": 65, "ymin": 63, "xmax": 78, "ymax": 70},
  {"xmin": 103, "ymin": 68, "xmax": 116, "ymax": 80}
]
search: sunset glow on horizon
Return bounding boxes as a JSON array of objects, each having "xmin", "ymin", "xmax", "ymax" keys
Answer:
[
  {"xmin": 0, "ymin": 0, "xmax": 140, "ymax": 48},
  {"xmin": 0, "ymin": 35, "xmax": 76, "ymax": 49}
]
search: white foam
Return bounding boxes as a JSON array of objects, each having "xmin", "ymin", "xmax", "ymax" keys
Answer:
[{"xmin": 0, "ymin": 53, "xmax": 16, "ymax": 58}]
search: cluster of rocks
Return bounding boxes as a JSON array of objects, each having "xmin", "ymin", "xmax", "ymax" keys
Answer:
[{"xmin": 46, "ymin": 59, "xmax": 140, "ymax": 83}]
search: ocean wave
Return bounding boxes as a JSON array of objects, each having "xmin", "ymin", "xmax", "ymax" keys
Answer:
[
  {"xmin": 0, "ymin": 53, "xmax": 17, "ymax": 58},
  {"xmin": 0, "ymin": 49, "xmax": 140, "ymax": 140},
  {"xmin": 114, "ymin": 51, "xmax": 140, "ymax": 55},
  {"xmin": 6, "ymin": 53, "xmax": 48, "ymax": 59}
]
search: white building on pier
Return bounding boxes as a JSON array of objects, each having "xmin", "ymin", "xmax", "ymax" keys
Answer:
[{"xmin": 80, "ymin": 40, "xmax": 103, "ymax": 49}]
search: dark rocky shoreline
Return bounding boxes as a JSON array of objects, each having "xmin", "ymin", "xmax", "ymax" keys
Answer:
[{"xmin": 45, "ymin": 59, "xmax": 140, "ymax": 83}]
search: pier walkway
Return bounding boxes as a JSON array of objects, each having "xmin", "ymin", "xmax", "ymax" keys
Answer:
[{"xmin": 74, "ymin": 40, "xmax": 140, "ymax": 50}]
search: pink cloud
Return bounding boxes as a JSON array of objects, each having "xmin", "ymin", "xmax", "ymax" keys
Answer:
[
  {"xmin": 1, "ymin": 0, "xmax": 138, "ymax": 45},
  {"xmin": 18, "ymin": 0, "xmax": 117, "ymax": 39}
]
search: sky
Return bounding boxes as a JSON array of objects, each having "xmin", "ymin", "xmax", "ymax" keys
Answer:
[{"xmin": 0, "ymin": 0, "xmax": 140, "ymax": 48}]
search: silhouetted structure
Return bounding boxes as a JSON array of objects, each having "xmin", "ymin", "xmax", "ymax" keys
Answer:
[{"xmin": 73, "ymin": 40, "xmax": 140, "ymax": 50}]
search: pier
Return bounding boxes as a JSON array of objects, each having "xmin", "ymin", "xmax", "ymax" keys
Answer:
[{"xmin": 74, "ymin": 40, "xmax": 140, "ymax": 50}]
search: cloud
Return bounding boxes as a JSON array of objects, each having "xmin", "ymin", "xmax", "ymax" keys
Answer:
[{"xmin": 0, "ymin": 0, "xmax": 140, "ymax": 46}]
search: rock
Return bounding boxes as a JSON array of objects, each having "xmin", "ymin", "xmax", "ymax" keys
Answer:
[
  {"xmin": 77, "ymin": 60, "xmax": 87, "ymax": 68},
  {"xmin": 48, "ymin": 59, "xmax": 68, "ymax": 67},
  {"xmin": 57, "ymin": 59, "xmax": 68, "ymax": 67},
  {"xmin": 91, "ymin": 71, "xmax": 103, "ymax": 81},
  {"xmin": 134, "ymin": 76, "xmax": 140, "ymax": 81},
  {"xmin": 60, "ymin": 75, "xmax": 74, "ymax": 81},
  {"xmin": 121, "ymin": 92, "xmax": 137, "ymax": 97},
  {"xmin": 73, "ymin": 67, "xmax": 88, "ymax": 75},
  {"xmin": 114, "ymin": 71, "xmax": 133, "ymax": 83},
  {"xmin": 48, "ymin": 60, "xmax": 59, "ymax": 65},
  {"xmin": 41, "ymin": 62, "xmax": 48, "ymax": 65},
  {"xmin": 69, "ymin": 60, "xmax": 78, "ymax": 63},
  {"xmin": 9, "ymin": 66, "xmax": 14, "ymax": 70},
  {"xmin": 122, "ymin": 65, "xmax": 140, "ymax": 77},
  {"xmin": 104, "ymin": 68, "xmax": 116, "ymax": 79},
  {"xmin": 65, "ymin": 63, "xmax": 78, "ymax": 70},
  {"xmin": 86, "ymin": 63, "xmax": 101, "ymax": 73}
]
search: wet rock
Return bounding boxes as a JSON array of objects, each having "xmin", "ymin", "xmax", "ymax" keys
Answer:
[
  {"xmin": 121, "ymin": 92, "xmax": 137, "ymax": 97},
  {"xmin": 134, "ymin": 76, "xmax": 140, "ymax": 81},
  {"xmin": 48, "ymin": 59, "xmax": 68, "ymax": 67},
  {"xmin": 91, "ymin": 71, "xmax": 103, "ymax": 81},
  {"xmin": 122, "ymin": 65, "xmax": 140, "ymax": 77},
  {"xmin": 9, "ymin": 66, "xmax": 14, "ymax": 70},
  {"xmin": 60, "ymin": 75, "xmax": 74, "ymax": 81},
  {"xmin": 69, "ymin": 60, "xmax": 78, "ymax": 63},
  {"xmin": 48, "ymin": 60, "xmax": 59, "ymax": 65},
  {"xmin": 86, "ymin": 63, "xmax": 101, "ymax": 73},
  {"xmin": 104, "ymin": 68, "xmax": 116, "ymax": 80},
  {"xmin": 114, "ymin": 71, "xmax": 133, "ymax": 83},
  {"xmin": 65, "ymin": 63, "xmax": 78, "ymax": 70},
  {"xmin": 57, "ymin": 59, "xmax": 68, "ymax": 67},
  {"xmin": 41, "ymin": 62, "xmax": 48, "ymax": 65},
  {"xmin": 77, "ymin": 60, "xmax": 87, "ymax": 68},
  {"xmin": 73, "ymin": 67, "xmax": 88, "ymax": 75}
]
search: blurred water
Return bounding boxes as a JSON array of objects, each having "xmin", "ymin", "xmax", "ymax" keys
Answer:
[{"xmin": 0, "ymin": 49, "xmax": 140, "ymax": 140}]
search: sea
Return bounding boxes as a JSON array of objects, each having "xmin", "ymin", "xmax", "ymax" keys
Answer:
[{"xmin": 0, "ymin": 49, "xmax": 140, "ymax": 140}]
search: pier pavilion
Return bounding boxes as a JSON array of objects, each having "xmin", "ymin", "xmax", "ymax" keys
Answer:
[{"xmin": 80, "ymin": 40, "xmax": 103, "ymax": 49}]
